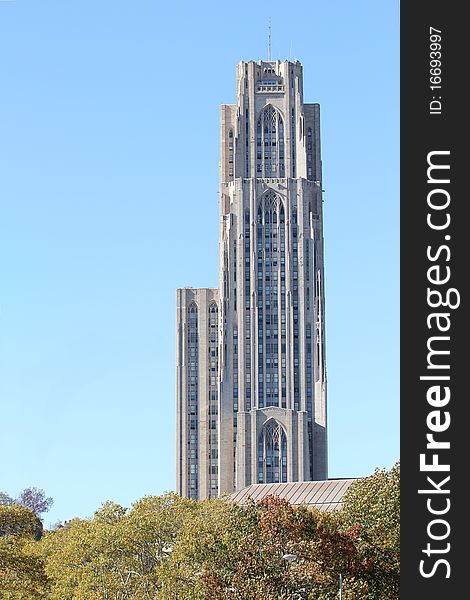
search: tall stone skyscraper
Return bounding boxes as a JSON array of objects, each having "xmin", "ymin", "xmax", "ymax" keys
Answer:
[{"xmin": 177, "ymin": 59, "xmax": 327, "ymax": 500}]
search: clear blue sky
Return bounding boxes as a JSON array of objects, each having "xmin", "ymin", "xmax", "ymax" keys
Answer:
[{"xmin": 0, "ymin": 0, "xmax": 399, "ymax": 527}]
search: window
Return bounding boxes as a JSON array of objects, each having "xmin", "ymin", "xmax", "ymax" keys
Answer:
[
  {"xmin": 228, "ymin": 129, "xmax": 234, "ymax": 178},
  {"xmin": 291, "ymin": 108, "xmax": 296, "ymax": 177},
  {"xmin": 256, "ymin": 191, "xmax": 285, "ymax": 408},
  {"xmin": 244, "ymin": 210, "xmax": 251, "ymax": 411},
  {"xmin": 258, "ymin": 420, "xmax": 288, "ymax": 483},
  {"xmin": 256, "ymin": 105, "xmax": 285, "ymax": 178},
  {"xmin": 187, "ymin": 302, "xmax": 199, "ymax": 495},
  {"xmin": 307, "ymin": 127, "xmax": 314, "ymax": 180},
  {"xmin": 208, "ymin": 302, "xmax": 218, "ymax": 460},
  {"xmin": 292, "ymin": 211, "xmax": 300, "ymax": 410}
]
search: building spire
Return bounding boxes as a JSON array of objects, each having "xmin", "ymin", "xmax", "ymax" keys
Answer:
[{"xmin": 267, "ymin": 17, "xmax": 271, "ymax": 61}]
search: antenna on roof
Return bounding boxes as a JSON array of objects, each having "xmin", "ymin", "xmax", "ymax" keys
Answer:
[{"xmin": 267, "ymin": 17, "xmax": 271, "ymax": 61}]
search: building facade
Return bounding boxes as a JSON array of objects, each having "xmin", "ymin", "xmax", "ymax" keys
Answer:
[{"xmin": 177, "ymin": 59, "xmax": 327, "ymax": 500}]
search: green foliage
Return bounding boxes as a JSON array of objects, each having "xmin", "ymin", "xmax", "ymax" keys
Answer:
[
  {"xmin": 0, "ymin": 504, "xmax": 43, "ymax": 541},
  {"xmin": 40, "ymin": 493, "xmax": 194, "ymax": 599},
  {"xmin": 342, "ymin": 462, "xmax": 400, "ymax": 599},
  {"xmin": 0, "ymin": 466, "xmax": 400, "ymax": 599},
  {"xmin": 0, "ymin": 505, "xmax": 49, "ymax": 599},
  {"xmin": 161, "ymin": 495, "xmax": 373, "ymax": 599}
]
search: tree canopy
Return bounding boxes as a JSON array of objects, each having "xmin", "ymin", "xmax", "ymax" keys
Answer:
[
  {"xmin": 0, "ymin": 504, "xmax": 48, "ymax": 599},
  {"xmin": 0, "ymin": 464, "xmax": 400, "ymax": 599},
  {"xmin": 17, "ymin": 487, "xmax": 54, "ymax": 517},
  {"xmin": 342, "ymin": 462, "xmax": 400, "ymax": 599}
]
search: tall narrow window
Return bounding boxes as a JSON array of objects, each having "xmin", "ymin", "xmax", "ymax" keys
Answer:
[
  {"xmin": 244, "ymin": 210, "xmax": 251, "ymax": 411},
  {"xmin": 258, "ymin": 420, "xmax": 287, "ymax": 483},
  {"xmin": 233, "ymin": 325, "xmax": 238, "ymax": 416},
  {"xmin": 292, "ymin": 210, "xmax": 299, "ymax": 411},
  {"xmin": 256, "ymin": 192, "xmax": 284, "ymax": 409},
  {"xmin": 256, "ymin": 105, "xmax": 285, "ymax": 178},
  {"xmin": 280, "ymin": 206, "xmax": 286, "ymax": 407},
  {"xmin": 315, "ymin": 270, "xmax": 325, "ymax": 383},
  {"xmin": 208, "ymin": 302, "xmax": 218, "ymax": 497},
  {"xmin": 228, "ymin": 129, "xmax": 234, "ymax": 179},
  {"xmin": 187, "ymin": 303, "xmax": 198, "ymax": 499},
  {"xmin": 245, "ymin": 108, "xmax": 250, "ymax": 177},
  {"xmin": 291, "ymin": 108, "xmax": 296, "ymax": 178},
  {"xmin": 306, "ymin": 323, "xmax": 313, "ymax": 478},
  {"xmin": 307, "ymin": 127, "xmax": 313, "ymax": 179}
]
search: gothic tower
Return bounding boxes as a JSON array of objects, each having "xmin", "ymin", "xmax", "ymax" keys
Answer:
[{"xmin": 177, "ymin": 59, "xmax": 327, "ymax": 500}]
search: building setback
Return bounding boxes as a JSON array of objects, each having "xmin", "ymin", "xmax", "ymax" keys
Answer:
[{"xmin": 177, "ymin": 59, "xmax": 327, "ymax": 500}]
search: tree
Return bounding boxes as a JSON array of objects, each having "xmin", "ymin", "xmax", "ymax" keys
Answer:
[
  {"xmin": 0, "ymin": 504, "xmax": 49, "ymax": 598},
  {"xmin": 341, "ymin": 462, "xmax": 400, "ymax": 599},
  {"xmin": 40, "ymin": 493, "xmax": 195, "ymax": 599},
  {"xmin": 0, "ymin": 503, "xmax": 43, "ymax": 541},
  {"xmin": 17, "ymin": 487, "xmax": 53, "ymax": 517},
  {"xmin": 0, "ymin": 491, "xmax": 14, "ymax": 506},
  {"xmin": 161, "ymin": 495, "xmax": 371, "ymax": 599},
  {"xmin": 9, "ymin": 465, "xmax": 398, "ymax": 599},
  {"xmin": 159, "ymin": 496, "xmax": 240, "ymax": 599}
]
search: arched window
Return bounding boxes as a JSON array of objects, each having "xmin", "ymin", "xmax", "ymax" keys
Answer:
[
  {"xmin": 258, "ymin": 420, "xmax": 288, "ymax": 483},
  {"xmin": 256, "ymin": 191, "xmax": 286, "ymax": 409},
  {"xmin": 256, "ymin": 105, "xmax": 285, "ymax": 178}
]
